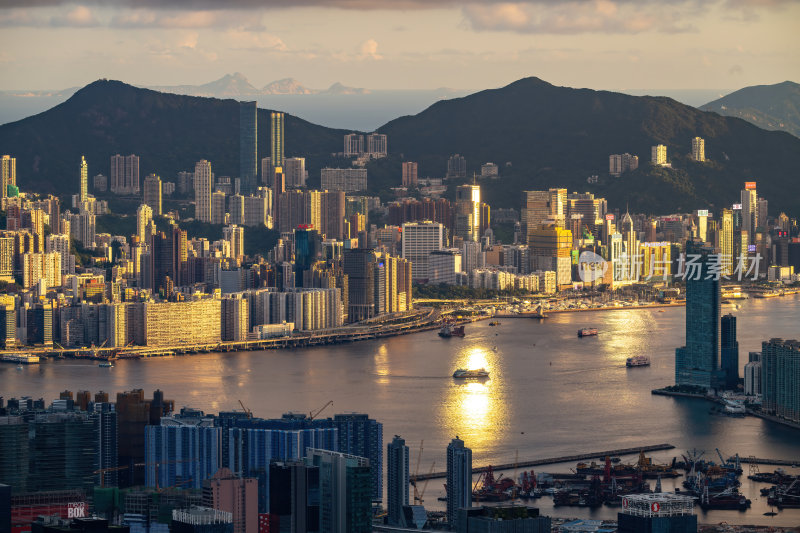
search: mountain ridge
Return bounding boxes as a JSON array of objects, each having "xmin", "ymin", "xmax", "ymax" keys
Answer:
[{"xmin": 700, "ymin": 80, "xmax": 800, "ymax": 138}]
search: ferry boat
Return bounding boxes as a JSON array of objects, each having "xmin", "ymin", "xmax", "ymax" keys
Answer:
[
  {"xmin": 439, "ymin": 324, "xmax": 465, "ymax": 338},
  {"xmin": 1, "ymin": 353, "xmax": 41, "ymax": 364},
  {"xmin": 626, "ymin": 355, "xmax": 650, "ymax": 367},
  {"xmin": 577, "ymin": 328, "xmax": 598, "ymax": 337},
  {"xmin": 98, "ymin": 362, "xmax": 115, "ymax": 368},
  {"xmin": 453, "ymin": 368, "xmax": 489, "ymax": 379},
  {"xmin": 754, "ymin": 291, "xmax": 780, "ymax": 298}
]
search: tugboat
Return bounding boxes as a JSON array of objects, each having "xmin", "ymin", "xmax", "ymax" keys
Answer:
[
  {"xmin": 626, "ymin": 355, "xmax": 650, "ymax": 367},
  {"xmin": 578, "ymin": 328, "xmax": 598, "ymax": 337},
  {"xmin": 453, "ymin": 368, "xmax": 489, "ymax": 379},
  {"xmin": 439, "ymin": 323, "xmax": 465, "ymax": 338}
]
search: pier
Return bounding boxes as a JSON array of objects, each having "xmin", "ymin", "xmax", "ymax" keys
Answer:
[{"xmin": 413, "ymin": 443, "xmax": 676, "ymax": 480}]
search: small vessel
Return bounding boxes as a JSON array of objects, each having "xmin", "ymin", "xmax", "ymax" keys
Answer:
[
  {"xmin": 439, "ymin": 324, "xmax": 466, "ymax": 338},
  {"xmin": 488, "ymin": 320, "xmax": 501, "ymax": 326},
  {"xmin": 626, "ymin": 355, "xmax": 650, "ymax": 367},
  {"xmin": 577, "ymin": 328, "xmax": 598, "ymax": 337},
  {"xmin": 453, "ymin": 368, "xmax": 489, "ymax": 379},
  {"xmin": 492, "ymin": 346, "xmax": 498, "ymax": 352},
  {"xmin": 1, "ymin": 353, "xmax": 41, "ymax": 364},
  {"xmin": 98, "ymin": 362, "xmax": 115, "ymax": 368}
]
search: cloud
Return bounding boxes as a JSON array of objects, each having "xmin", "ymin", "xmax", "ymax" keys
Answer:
[
  {"xmin": 358, "ymin": 39, "xmax": 383, "ymax": 60},
  {"xmin": 110, "ymin": 10, "xmax": 222, "ymax": 28},
  {"xmin": 50, "ymin": 5, "xmax": 99, "ymax": 26},
  {"xmin": 462, "ymin": 1, "xmax": 699, "ymax": 34}
]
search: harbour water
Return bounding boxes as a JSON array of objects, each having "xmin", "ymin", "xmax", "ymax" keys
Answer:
[{"xmin": 2, "ymin": 294, "xmax": 799, "ymax": 525}]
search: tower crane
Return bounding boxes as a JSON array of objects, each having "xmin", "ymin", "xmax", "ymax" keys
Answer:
[{"xmin": 309, "ymin": 400, "xmax": 333, "ymax": 420}]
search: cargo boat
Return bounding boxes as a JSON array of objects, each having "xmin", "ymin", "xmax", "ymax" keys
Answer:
[
  {"xmin": 626, "ymin": 355, "xmax": 650, "ymax": 367},
  {"xmin": 453, "ymin": 368, "xmax": 489, "ymax": 379},
  {"xmin": 1, "ymin": 353, "xmax": 41, "ymax": 364},
  {"xmin": 439, "ymin": 324, "xmax": 465, "ymax": 338},
  {"xmin": 578, "ymin": 328, "xmax": 598, "ymax": 337}
]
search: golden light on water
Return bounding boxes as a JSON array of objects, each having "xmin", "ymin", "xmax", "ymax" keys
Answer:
[
  {"xmin": 374, "ymin": 344, "xmax": 390, "ymax": 384},
  {"xmin": 441, "ymin": 344, "xmax": 508, "ymax": 454}
]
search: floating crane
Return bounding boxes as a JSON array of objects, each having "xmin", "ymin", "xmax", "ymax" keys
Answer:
[
  {"xmin": 309, "ymin": 400, "xmax": 333, "ymax": 421},
  {"xmin": 412, "ymin": 440, "xmax": 424, "ymax": 504}
]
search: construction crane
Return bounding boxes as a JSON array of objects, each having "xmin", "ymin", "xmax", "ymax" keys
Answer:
[
  {"xmin": 411, "ymin": 440, "xmax": 424, "ymax": 504},
  {"xmin": 418, "ymin": 461, "xmax": 435, "ymax": 504},
  {"xmin": 238, "ymin": 399, "xmax": 253, "ymax": 419},
  {"xmin": 93, "ymin": 458, "xmax": 197, "ymax": 491},
  {"xmin": 309, "ymin": 400, "xmax": 333, "ymax": 421}
]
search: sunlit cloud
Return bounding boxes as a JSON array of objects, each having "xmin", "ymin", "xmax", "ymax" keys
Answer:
[{"xmin": 358, "ymin": 39, "xmax": 383, "ymax": 60}]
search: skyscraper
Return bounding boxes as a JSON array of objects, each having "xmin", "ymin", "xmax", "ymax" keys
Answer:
[
  {"xmin": 401, "ymin": 161, "xmax": 418, "ymax": 187},
  {"xmin": 143, "ymin": 174, "xmax": 162, "ymax": 215},
  {"xmin": 446, "ymin": 154, "xmax": 466, "ymax": 179},
  {"xmin": 239, "ymin": 101, "xmax": 258, "ymax": 195},
  {"xmin": 720, "ymin": 208, "xmax": 734, "ymax": 276},
  {"xmin": 721, "ymin": 314, "xmax": 739, "ymax": 390},
  {"xmin": 332, "ymin": 413, "xmax": 383, "ymax": 501},
  {"xmin": 366, "ymin": 133, "xmax": 387, "ymax": 157},
  {"xmin": 271, "ymin": 112, "xmax": 284, "ymax": 170},
  {"xmin": 80, "ymin": 156, "xmax": 88, "ymax": 203},
  {"xmin": 691, "ymin": 136, "xmax": 705, "ymax": 162},
  {"xmin": 446, "ymin": 437, "xmax": 472, "ymax": 530},
  {"xmin": 344, "ymin": 133, "xmax": 364, "ymax": 156},
  {"xmin": 305, "ymin": 448, "xmax": 372, "ymax": 533},
  {"xmin": 675, "ymin": 240, "xmax": 723, "ymax": 389},
  {"xmin": 741, "ymin": 182, "xmax": 758, "ymax": 244},
  {"xmin": 386, "ymin": 436, "xmax": 410, "ymax": 526},
  {"xmin": 1, "ymin": 155, "xmax": 15, "ymax": 199},
  {"xmin": 455, "ymin": 184, "xmax": 481, "ymax": 242},
  {"xmin": 761, "ymin": 338, "xmax": 800, "ymax": 424},
  {"xmin": 195, "ymin": 160, "xmax": 213, "ymax": 223},
  {"xmin": 110, "ymin": 154, "xmax": 140, "ymax": 194},
  {"xmin": 401, "ymin": 221, "xmax": 445, "ymax": 282}
]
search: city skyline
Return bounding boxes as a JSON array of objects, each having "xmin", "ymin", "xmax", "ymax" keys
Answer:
[{"xmin": 0, "ymin": 1, "xmax": 797, "ymax": 92}]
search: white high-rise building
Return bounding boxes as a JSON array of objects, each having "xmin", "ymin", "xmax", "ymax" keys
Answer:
[
  {"xmin": 194, "ymin": 160, "xmax": 213, "ymax": 222},
  {"xmin": 691, "ymin": 137, "xmax": 705, "ymax": 162},
  {"xmin": 366, "ymin": 133, "xmax": 387, "ymax": 157},
  {"xmin": 402, "ymin": 221, "xmax": 445, "ymax": 282},
  {"xmin": 223, "ymin": 225, "xmax": 245, "ymax": 261},
  {"xmin": 79, "ymin": 156, "xmax": 88, "ymax": 203},
  {"xmin": 343, "ymin": 133, "xmax": 364, "ymax": 156},
  {"xmin": 283, "ymin": 157, "xmax": 307, "ymax": 187},
  {"xmin": 137, "ymin": 204, "xmax": 153, "ymax": 243}
]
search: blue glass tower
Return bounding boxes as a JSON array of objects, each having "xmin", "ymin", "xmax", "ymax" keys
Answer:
[
  {"xmin": 675, "ymin": 240, "xmax": 724, "ymax": 389},
  {"xmin": 239, "ymin": 101, "xmax": 257, "ymax": 195},
  {"xmin": 387, "ymin": 435, "xmax": 410, "ymax": 526},
  {"xmin": 446, "ymin": 436, "xmax": 472, "ymax": 530},
  {"xmin": 721, "ymin": 314, "xmax": 739, "ymax": 390}
]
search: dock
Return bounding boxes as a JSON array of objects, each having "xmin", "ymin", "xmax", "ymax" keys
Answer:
[
  {"xmin": 413, "ymin": 443, "xmax": 676, "ymax": 481},
  {"xmin": 734, "ymin": 456, "xmax": 800, "ymax": 466}
]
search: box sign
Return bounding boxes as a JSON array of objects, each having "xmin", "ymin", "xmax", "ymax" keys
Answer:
[
  {"xmin": 745, "ymin": 181, "xmax": 757, "ymax": 190},
  {"xmin": 732, "ymin": 203, "xmax": 742, "ymax": 210},
  {"xmin": 697, "ymin": 209, "xmax": 709, "ymax": 217},
  {"xmin": 605, "ymin": 214, "xmax": 615, "ymax": 221},
  {"xmin": 748, "ymin": 244, "xmax": 757, "ymax": 252},
  {"xmin": 68, "ymin": 503, "xmax": 86, "ymax": 519}
]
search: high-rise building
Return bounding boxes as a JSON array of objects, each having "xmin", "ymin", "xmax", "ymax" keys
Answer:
[
  {"xmin": 239, "ymin": 101, "xmax": 258, "ymax": 195},
  {"xmin": 195, "ymin": 160, "xmax": 213, "ymax": 223},
  {"xmin": 320, "ymin": 168, "xmax": 367, "ymax": 192},
  {"xmin": 617, "ymin": 493, "xmax": 697, "ymax": 533},
  {"xmin": 720, "ymin": 209, "xmax": 734, "ymax": 276},
  {"xmin": 651, "ymin": 144, "xmax": 667, "ymax": 166},
  {"xmin": 401, "ymin": 161, "xmax": 418, "ymax": 187},
  {"xmin": 608, "ymin": 153, "xmax": 638, "ymax": 176},
  {"xmin": 675, "ymin": 240, "xmax": 723, "ymax": 389},
  {"xmin": 721, "ymin": 314, "xmax": 739, "ymax": 390},
  {"xmin": 268, "ymin": 461, "xmax": 320, "ymax": 533},
  {"xmin": 284, "ymin": 157, "xmax": 307, "ymax": 187},
  {"xmin": 761, "ymin": 338, "xmax": 800, "ymax": 424},
  {"xmin": 110, "ymin": 154, "xmax": 140, "ymax": 194},
  {"xmin": 530, "ymin": 225, "xmax": 572, "ymax": 289},
  {"xmin": 366, "ymin": 133, "xmax": 387, "ymax": 157},
  {"xmin": 145, "ymin": 423, "xmax": 221, "ymax": 490},
  {"xmin": 744, "ymin": 352, "xmax": 762, "ymax": 395},
  {"xmin": 446, "ymin": 437, "xmax": 472, "ymax": 530},
  {"xmin": 271, "ymin": 112, "xmax": 284, "ymax": 170},
  {"xmin": 304, "ymin": 449, "xmax": 372, "ymax": 533},
  {"xmin": 203, "ymin": 467, "xmax": 258, "ymax": 533},
  {"xmin": 93, "ymin": 402, "xmax": 119, "ymax": 488},
  {"xmin": 386, "ymin": 436, "xmax": 410, "ymax": 527},
  {"xmin": 143, "ymin": 174, "xmax": 162, "ymax": 215},
  {"xmin": 691, "ymin": 136, "xmax": 705, "ymax": 162},
  {"xmin": 1, "ymin": 155, "xmax": 16, "ymax": 199},
  {"xmin": 447, "ymin": 154, "xmax": 467, "ymax": 179},
  {"xmin": 402, "ymin": 221, "xmax": 445, "ymax": 282},
  {"xmin": 333, "ymin": 413, "xmax": 383, "ymax": 502},
  {"xmin": 80, "ymin": 156, "xmax": 88, "ymax": 203},
  {"xmin": 740, "ymin": 182, "xmax": 758, "ymax": 244},
  {"xmin": 455, "ymin": 184, "xmax": 481, "ymax": 242},
  {"xmin": 344, "ymin": 133, "xmax": 364, "ymax": 157}
]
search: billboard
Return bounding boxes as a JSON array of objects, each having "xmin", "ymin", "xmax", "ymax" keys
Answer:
[
  {"xmin": 745, "ymin": 181, "xmax": 757, "ymax": 190},
  {"xmin": 605, "ymin": 214, "xmax": 615, "ymax": 221},
  {"xmin": 732, "ymin": 203, "xmax": 742, "ymax": 210},
  {"xmin": 697, "ymin": 209, "xmax": 709, "ymax": 217},
  {"xmin": 748, "ymin": 244, "xmax": 757, "ymax": 252}
]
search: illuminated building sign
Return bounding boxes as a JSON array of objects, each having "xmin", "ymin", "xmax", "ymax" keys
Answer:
[
  {"xmin": 605, "ymin": 214, "xmax": 615, "ymax": 221},
  {"xmin": 732, "ymin": 203, "xmax": 742, "ymax": 210},
  {"xmin": 697, "ymin": 210, "xmax": 709, "ymax": 217},
  {"xmin": 745, "ymin": 181, "xmax": 757, "ymax": 190}
]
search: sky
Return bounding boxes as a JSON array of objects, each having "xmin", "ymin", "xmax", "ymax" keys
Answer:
[{"xmin": 0, "ymin": 0, "xmax": 798, "ymax": 92}]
